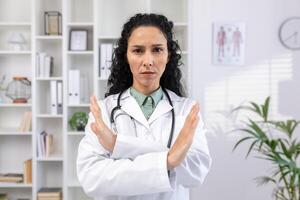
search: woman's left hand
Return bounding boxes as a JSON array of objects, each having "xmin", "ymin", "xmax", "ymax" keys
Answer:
[{"xmin": 90, "ymin": 95, "xmax": 116, "ymax": 152}]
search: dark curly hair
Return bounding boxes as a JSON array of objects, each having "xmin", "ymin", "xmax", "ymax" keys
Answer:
[{"xmin": 105, "ymin": 13, "xmax": 185, "ymax": 97}]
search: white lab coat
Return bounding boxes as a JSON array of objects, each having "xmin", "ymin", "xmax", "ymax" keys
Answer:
[{"xmin": 77, "ymin": 88, "xmax": 212, "ymax": 200}]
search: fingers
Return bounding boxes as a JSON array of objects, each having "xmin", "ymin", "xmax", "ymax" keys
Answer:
[
  {"xmin": 185, "ymin": 102, "xmax": 200, "ymax": 128},
  {"xmin": 90, "ymin": 94, "xmax": 103, "ymax": 125}
]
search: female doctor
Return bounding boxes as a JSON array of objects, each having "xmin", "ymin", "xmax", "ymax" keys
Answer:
[{"xmin": 77, "ymin": 13, "xmax": 212, "ymax": 200}]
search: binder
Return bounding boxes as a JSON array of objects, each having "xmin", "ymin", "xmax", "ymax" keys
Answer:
[
  {"xmin": 68, "ymin": 70, "xmax": 74, "ymax": 104},
  {"xmin": 106, "ymin": 43, "xmax": 113, "ymax": 79},
  {"xmin": 57, "ymin": 81, "xmax": 63, "ymax": 114},
  {"xmin": 39, "ymin": 52, "xmax": 46, "ymax": 77},
  {"xmin": 100, "ymin": 44, "xmax": 107, "ymax": 79},
  {"xmin": 44, "ymin": 56, "xmax": 51, "ymax": 77},
  {"xmin": 36, "ymin": 53, "xmax": 40, "ymax": 77},
  {"xmin": 50, "ymin": 80, "xmax": 57, "ymax": 115},
  {"xmin": 72, "ymin": 70, "xmax": 80, "ymax": 104}
]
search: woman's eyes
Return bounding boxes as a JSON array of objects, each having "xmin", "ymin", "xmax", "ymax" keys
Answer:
[
  {"xmin": 132, "ymin": 47, "xmax": 164, "ymax": 54},
  {"xmin": 153, "ymin": 47, "xmax": 164, "ymax": 53},
  {"xmin": 132, "ymin": 49, "xmax": 143, "ymax": 54}
]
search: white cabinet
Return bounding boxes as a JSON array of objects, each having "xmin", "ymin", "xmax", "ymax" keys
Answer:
[{"xmin": 0, "ymin": 0, "xmax": 189, "ymax": 199}]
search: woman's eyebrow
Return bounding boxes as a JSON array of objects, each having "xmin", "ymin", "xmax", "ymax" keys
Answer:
[
  {"xmin": 129, "ymin": 44, "xmax": 164, "ymax": 48},
  {"xmin": 130, "ymin": 45, "xmax": 145, "ymax": 48}
]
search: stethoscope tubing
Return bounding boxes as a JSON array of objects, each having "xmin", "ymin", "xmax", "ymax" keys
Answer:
[{"xmin": 110, "ymin": 88, "xmax": 175, "ymax": 148}]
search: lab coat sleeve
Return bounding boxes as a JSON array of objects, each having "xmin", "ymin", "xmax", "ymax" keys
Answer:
[
  {"xmin": 76, "ymin": 109, "xmax": 176, "ymax": 197},
  {"xmin": 174, "ymin": 100, "xmax": 212, "ymax": 187}
]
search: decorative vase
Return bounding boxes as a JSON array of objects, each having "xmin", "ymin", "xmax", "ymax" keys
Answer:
[{"xmin": 5, "ymin": 77, "xmax": 31, "ymax": 103}]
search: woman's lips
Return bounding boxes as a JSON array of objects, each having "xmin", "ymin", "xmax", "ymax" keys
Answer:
[{"xmin": 141, "ymin": 72, "xmax": 155, "ymax": 74}]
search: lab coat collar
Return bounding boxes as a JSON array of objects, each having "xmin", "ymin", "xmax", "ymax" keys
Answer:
[{"xmin": 119, "ymin": 88, "xmax": 174, "ymax": 129}]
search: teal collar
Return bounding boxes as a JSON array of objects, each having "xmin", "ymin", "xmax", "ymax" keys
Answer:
[{"xmin": 130, "ymin": 87, "xmax": 163, "ymax": 108}]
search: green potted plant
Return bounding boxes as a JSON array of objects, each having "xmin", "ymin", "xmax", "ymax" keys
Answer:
[
  {"xmin": 232, "ymin": 97, "xmax": 300, "ymax": 200},
  {"xmin": 69, "ymin": 112, "xmax": 88, "ymax": 131}
]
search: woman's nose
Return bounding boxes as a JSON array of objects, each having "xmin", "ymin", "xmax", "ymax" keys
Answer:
[{"xmin": 142, "ymin": 52, "xmax": 154, "ymax": 67}]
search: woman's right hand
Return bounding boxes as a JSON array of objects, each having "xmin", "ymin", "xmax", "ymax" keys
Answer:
[{"xmin": 167, "ymin": 103, "xmax": 200, "ymax": 170}]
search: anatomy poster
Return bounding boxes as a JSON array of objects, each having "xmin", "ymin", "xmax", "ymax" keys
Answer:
[{"xmin": 213, "ymin": 22, "xmax": 245, "ymax": 65}]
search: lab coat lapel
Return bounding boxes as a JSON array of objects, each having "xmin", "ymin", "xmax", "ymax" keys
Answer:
[
  {"xmin": 121, "ymin": 95, "xmax": 150, "ymax": 129},
  {"xmin": 148, "ymin": 99, "xmax": 173, "ymax": 124}
]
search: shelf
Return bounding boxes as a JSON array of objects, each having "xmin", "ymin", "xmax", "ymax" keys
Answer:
[
  {"xmin": 68, "ymin": 104, "xmax": 89, "ymax": 107},
  {"xmin": 0, "ymin": 22, "xmax": 31, "ymax": 27},
  {"xmin": 0, "ymin": 127, "xmax": 32, "ymax": 135},
  {"xmin": 174, "ymin": 22, "xmax": 188, "ymax": 27},
  {"xmin": 36, "ymin": 114, "xmax": 63, "ymax": 118},
  {"xmin": 0, "ymin": 183, "xmax": 32, "ymax": 188},
  {"xmin": 37, "ymin": 156, "xmax": 63, "ymax": 162},
  {"xmin": 36, "ymin": 77, "xmax": 63, "ymax": 81},
  {"xmin": 0, "ymin": 103, "xmax": 32, "ymax": 107},
  {"xmin": 98, "ymin": 35, "xmax": 119, "ymax": 40},
  {"xmin": 0, "ymin": 51, "xmax": 31, "ymax": 55},
  {"xmin": 35, "ymin": 35, "xmax": 63, "ymax": 40},
  {"xmin": 67, "ymin": 22, "xmax": 94, "ymax": 27},
  {"xmin": 67, "ymin": 182, "xmax": 80, "ymax": 187},
  {"xmin": 67, "ymin": 51, "xmax": 93, "ymax": 55},
  {"xmin": 0, "ymin": 132, "xmax": 32, "ymax": 136},
  {"xmin": 67, "ymin": 131, "xmax": 85, "ymax": 136},
  {"xmin": 181, "ymin": 51, "xmax": 188, "ymax": 55},
  {"xmin": 98, "ymin": 77, "xmax": 108, "ymax": 81}
]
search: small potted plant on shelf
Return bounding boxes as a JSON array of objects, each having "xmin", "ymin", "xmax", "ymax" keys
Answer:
[
  {"xmin": 69, "ymin": 112, "xmax": 88, "ymax": 131},
  {"xmin": 232, "ymin": 97, "xmax": 300, "ymax": 200}
]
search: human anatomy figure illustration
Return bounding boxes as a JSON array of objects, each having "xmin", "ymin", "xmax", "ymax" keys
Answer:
[
  {"xmin": 232, "ymin": 27, "xmax": 243, "ymax": 56},
  {"xmin": 217, "ymin": 26, "xmax": 226, "ymax": 57}
]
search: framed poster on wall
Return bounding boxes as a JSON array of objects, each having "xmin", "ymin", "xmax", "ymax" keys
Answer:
[{"xmin": 212, "ymin": 22, "xmax": 246, "ymax": 65}]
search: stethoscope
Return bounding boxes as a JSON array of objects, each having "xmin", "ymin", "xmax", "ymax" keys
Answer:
[{"xmin": 110, "ymin": 87, "xmax": 175, "ymax": 148}]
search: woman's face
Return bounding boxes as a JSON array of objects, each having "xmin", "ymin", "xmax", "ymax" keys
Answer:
[{"xmin": 127, "ymin": 26, "xmax": 169, "ymax": 94}]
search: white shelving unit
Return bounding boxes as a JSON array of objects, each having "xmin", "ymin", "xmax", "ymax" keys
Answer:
[{"xmin": 0, "ymin": 0, "xmax": 189, "ymax": 199}]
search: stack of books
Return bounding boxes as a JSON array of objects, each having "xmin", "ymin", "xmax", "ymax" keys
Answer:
[
  {"xmin": 37, "ymin": 188, "xmax": 62, "ymax": 200},
  {"xmin": 0, "ymin": 194, "xmax": 7, "ymax": 200},
  {"xmin": 37, "ymin": 131, "xmax": 54, "ymax": 157},
  {"xmin": 0, "ymin": 173, "xmax": 23, "ymax": 183},
  {"xmin": 36, "ymin": 52, "xmax": 54, "ymax": 77}
]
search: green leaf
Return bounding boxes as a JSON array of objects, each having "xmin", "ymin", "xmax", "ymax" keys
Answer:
[
  {"xmin": 261, "ymin": 96, "xmax": 270, "ymax": 122},
  {"xmin": 232, "ymin": 136, "xmax": 254, "ymax": 152},
  {"xmin": 279, "ymin": 140, "xmax": 291, "ymax": 159},
  {"xmin": 246, "ymin": 140, "xmax": 259, "ymax": 158},
  {"xmin": 250, "ymin": 102, "xmax": 262, "ymax": 117},
  {"xmin": 255, "ymin": 176, "xmax": 276, "ymax": 186}
]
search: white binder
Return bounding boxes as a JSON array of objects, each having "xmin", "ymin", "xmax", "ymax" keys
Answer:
[
  {"xmin": 73, "ymin": 70, "xmax": 80, "ymax": 104},
  {"xmin": 106, "ymin": 43, "xmax": 113, "ymax": 79},
  {"xmin": 100, "ymin": 44, "xmax": 107, "ymax": 79},
  {"xmin": 68, "ymin": 70, "xmax": 74, "ymax": 104},
  {"xmin": 50, "ymin": 80, "xmax": 57, "ymax": 115}
]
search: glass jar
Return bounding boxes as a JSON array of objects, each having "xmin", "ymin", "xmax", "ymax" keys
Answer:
[{"xmin": 5, "ymin": 77, "xmax": 31, "ymax": 103}]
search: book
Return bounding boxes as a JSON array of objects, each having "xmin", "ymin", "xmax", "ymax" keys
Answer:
[
  {"xmin": 23, "ymin": 159, "xmax": 32, "ymax": 184},
  {"xmin": 38, "ymin": 198, "xmax": 61, "ymax": 200},
  {"xmin": 46, "ymin": 134, "xmax": 53, "ymax": 157},
  {"xmin": 0, "ymin": 173, "xmax": 23, "ymax": 183},
  {"xmin": 37, "ymin": 187, "xmax": 62, "ymax": 198},
  {"xmin": 50, "ymin": 80, "xmax": 58, "ymax": 115},
  {"xmin": 18, "ymin": 111, "xmax": 32, "ymax": 132}
]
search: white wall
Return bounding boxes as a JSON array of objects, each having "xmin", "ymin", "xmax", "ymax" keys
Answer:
[{"xmin": 189, "ymin": 0, "xmax": 300, "ymax": 199}]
